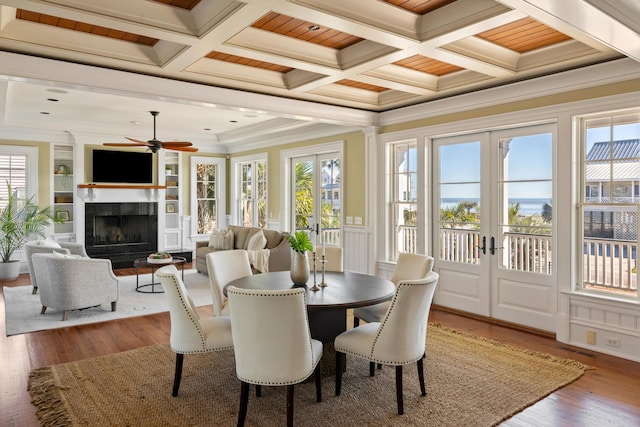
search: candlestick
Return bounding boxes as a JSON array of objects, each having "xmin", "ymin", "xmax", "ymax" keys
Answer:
[
  {"xmin": 309, "ymin": 251, "xmax": 319, "ymax": 291},
  {"xmin": 319, "ymin": 255, "xmax": 327, "ymax": 287}
]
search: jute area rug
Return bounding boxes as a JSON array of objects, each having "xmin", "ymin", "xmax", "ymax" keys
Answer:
[{"xmin": 28, "ymin": 323, "xmax": 591, "ymax": 427}]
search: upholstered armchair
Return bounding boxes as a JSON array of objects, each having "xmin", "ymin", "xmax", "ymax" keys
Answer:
[
  {"xmin": 25, "ymin": 239, "xmax": 89, "ymax": 294},
  {"xmin": 31, "ymin": 252, "xmax": 119, "ymax": 321}
]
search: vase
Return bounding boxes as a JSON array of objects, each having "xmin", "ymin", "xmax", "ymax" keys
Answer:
[
  {"xmin": 0, "ymin": 260, "xmax": 21, "ymax": 281},
  {"xmin": 290, "ymin": 251, "xmax": 310, "ymax": 285}
]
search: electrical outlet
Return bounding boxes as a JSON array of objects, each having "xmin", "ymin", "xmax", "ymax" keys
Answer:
[
  {"xmin": 346, "ymin": 216, "xmax": 353, "ymax": 225},
  {"xmin": 606, "ymin": 337, "xmax": 621, "ymax": 347},
  {"xmin": 355, "ymin": 217, "xmax": 362, "ymax": 225}
]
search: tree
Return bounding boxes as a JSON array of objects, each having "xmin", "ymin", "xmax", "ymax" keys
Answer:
[{"xmin": 294, "ymin": 161, "xmax": 313, "ymax": 229}]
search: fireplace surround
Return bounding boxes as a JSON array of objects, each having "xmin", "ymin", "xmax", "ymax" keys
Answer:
[{"xmin": 85, "ymin": 202, "xmax": 158, "ymax": 268}]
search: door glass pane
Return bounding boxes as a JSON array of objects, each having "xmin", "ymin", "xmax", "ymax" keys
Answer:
[
  {"xmin": 498, "ymin": 134, "xmax": 553, "ymax": 274},
  {"xmin": 321, "ymin": 156, "xmax": 341, "ymax": 246},
  {"xmin": 439, "ymin": 141, "xmax": 481, "ymax": 264},
  {"xmin": 293, "ymin": 159, "xmax": 314, "ymax": 232}
]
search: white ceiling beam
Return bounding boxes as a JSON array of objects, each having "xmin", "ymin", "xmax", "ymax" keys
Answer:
[{"xmin": 496, "ymin": 0, "xmax": 637, "ymax": 60}]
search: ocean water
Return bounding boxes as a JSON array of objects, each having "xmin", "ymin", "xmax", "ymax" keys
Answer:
[{"xmin": 440, "ymin": 198, "xmax": 552, "ymax": 216}]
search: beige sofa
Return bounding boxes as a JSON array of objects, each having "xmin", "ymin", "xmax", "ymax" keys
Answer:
[{"xmin": 195, "ymin": 225, "xmax": 291, "ymax": 274}]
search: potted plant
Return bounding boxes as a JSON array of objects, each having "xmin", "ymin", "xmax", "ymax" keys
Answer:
[
  {"xmin": 0, "ymin": 183, "xmax": 63, "ymax": 280},
  {"xmin": 287, "ymin": 230, "xmax": 313, "ymax": 285}
]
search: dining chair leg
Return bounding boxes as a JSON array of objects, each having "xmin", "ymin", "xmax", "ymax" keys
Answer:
[
  {"xmin": 32, "ymin": 286, "xmax": 38, "ymax": 295},
  {"xmin": 286, "ymin": 384, "xmax": 295, "ymax": 427},
  {"xmin": 353, "ymin": 317, "xmax": 360, "ymax": 327},
  {"xmin": 369, "ymin": 361, "xmax": 375, "ymax": 376},
  {"xmin": 256, "ymin": 385, "xmax": 262, "ymax": 397},
  {"xmin": 314, "ymin": 363, "xmax": 322, "ymax": 402},
  {"xmin": 417, "ymin": 358, "xmax": 426, "ymax": 396},
  {"xmin": 335, "ymin": 351, "xmax": 344, "ymax": 396},
  {"xmin": 172, "ymin": 353, "xmax": 184, "ymax": 397},
  {"xmin": 395, "ymin": 365, "xmax": 404, "ymax": 415},
  {"xmin": 237, "ymin": 381, "xmax": 250, "ymax": 427}
]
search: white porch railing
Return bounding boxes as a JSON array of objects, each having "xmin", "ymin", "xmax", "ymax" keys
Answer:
[
  {"xmin": 583, "ymin": 238, "xmax": 637, "ymax": 292},
  {"xmin": 398, "ymin": 226, "xmax": 637, "ymax": 293}
]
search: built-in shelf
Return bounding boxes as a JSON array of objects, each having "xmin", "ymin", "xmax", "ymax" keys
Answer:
[{"xmin": 78, "ymin": 184, "xmax": 167, "ymax": 189}]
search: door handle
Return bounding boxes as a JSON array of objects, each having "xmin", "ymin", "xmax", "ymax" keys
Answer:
[
  {"xmin": 478, "ymin": 236, "xmax": 486, "ymax": 255},
  {"xmin": 490, "ymin": 236, "xmax": 495, "ymax": 255}
]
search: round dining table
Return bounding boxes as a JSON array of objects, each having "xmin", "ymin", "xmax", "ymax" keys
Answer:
[{"xmin": 226, "ymin": 270, "xmax": 395, "ymax": 343}]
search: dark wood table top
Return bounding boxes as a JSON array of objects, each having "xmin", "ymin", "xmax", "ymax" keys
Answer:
[{"xmin": 226, "ymin": 271, "xmax": 395, "ymax": 311}]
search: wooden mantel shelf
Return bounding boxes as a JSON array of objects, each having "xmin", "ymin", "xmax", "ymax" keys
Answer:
[{"xmin": 78, "ymin": 184, "xmax": 166, "ymax": 189}]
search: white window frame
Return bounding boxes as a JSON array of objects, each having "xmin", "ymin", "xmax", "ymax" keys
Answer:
[
  {"xmin": 280, "ymin": 141, "xmax": 343, "ymax": 233},
  {"xmin": 230, "ymin": 152, "xmax": 268, "ymax": 227},
  {"xmin": 0, "ymin": 146, "xmax": 38, "ymax": 206},
  {"xmin": 575, "ymin": 107, "xmax": 640, "ymax": 300},
  {"xmin": 387, "ymin": 139, "xmax": 419, "ymax": 260},
  {"xmin": 190, "ymin": 156, "xmax": 226, "ymax": 239}
]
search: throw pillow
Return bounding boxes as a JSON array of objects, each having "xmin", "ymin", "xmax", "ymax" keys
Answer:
[
  {"xmin": 208, "ymin": 229, "xmax": 234, "ymax": 250},
  {"xmin": 247, "ymin": 229, "xmax": 267, "ymax": 251},
  {"xmin": 51, "ymin": 251, "xmax": 81, "ymax": 258},
  {"xmin": 39, "ymin": 238, "xmax": 62, "ymax": 248}
]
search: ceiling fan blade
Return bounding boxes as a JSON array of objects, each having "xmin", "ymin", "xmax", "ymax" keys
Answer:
[
  {"xmin": 168, "ymin": 146, "xmax": 199, "ymax": 152},
  {"xmin": 160, "ymin": 141, "xmax": 193, "ymax": 147},
  {"xmin": 103, "ymin": 142, "xmax": 148, "ymax": 147},
  {"xmin": 125, "ymin": 137, "xmax": 153, "ymax": 146}
]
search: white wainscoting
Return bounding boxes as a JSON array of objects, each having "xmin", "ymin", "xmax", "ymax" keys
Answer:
[
  {"xmin": 343, "ymin": 226, "xmax": 369, "ymax": 273},
  {"xmin": 568, "ymin": 294, "xmax": 640, "ymax": 362}
]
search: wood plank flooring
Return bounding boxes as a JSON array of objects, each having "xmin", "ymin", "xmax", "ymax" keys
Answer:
[{"xmin": 1, "ymin": 268, "xmax": 639, "ymax": 427}]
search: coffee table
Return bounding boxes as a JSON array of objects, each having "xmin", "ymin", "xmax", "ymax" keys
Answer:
[{"xmin": 133, "ymin": 256, "xmax": 186, "ymax": 293}]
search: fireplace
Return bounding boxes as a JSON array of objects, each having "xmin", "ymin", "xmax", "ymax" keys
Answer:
[{"xmin": 85, "ymin": 202, "xmax": 158, "ymax": 268}]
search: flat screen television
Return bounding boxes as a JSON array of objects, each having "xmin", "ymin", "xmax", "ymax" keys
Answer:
[{"xmin": 92, "ymin": 149, "xmax": 153, "ymax": 184}]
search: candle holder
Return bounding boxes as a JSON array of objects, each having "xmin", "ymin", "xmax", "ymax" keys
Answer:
[
  {"xmin": 319, "ymin": 255, "xmax": 327, "ymax": 287},
  {"xmin": 309, "ymin": 251, "xmax": 320, "ymax": 291}
]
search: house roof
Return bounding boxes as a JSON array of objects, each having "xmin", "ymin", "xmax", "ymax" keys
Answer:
[{"xmin": 586, "ymin": 140, "xmax": 640, "ymax": 181}]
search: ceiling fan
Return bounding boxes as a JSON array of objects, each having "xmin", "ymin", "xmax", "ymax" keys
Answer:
[{"xmin": 103, "ymin": 111, "xmax": 198, "ymax": 153}]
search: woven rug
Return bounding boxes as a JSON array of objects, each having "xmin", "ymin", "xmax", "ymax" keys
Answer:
[
  {"xmin": 28, "ymin": 324, "xmax": 591, "ymax": 427},
  {"xmin": 4, "ymin": 270, "xmax": 211, "ymax": 336}
]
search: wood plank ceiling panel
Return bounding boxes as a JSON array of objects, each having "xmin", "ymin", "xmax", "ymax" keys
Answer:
[
  {"xmin": 205, "ymin": 51, "xmax": 294, "ymax": 73},
  {"xmin": 476, "ymin": 17, "xmax": 571, "ymax": 53}
]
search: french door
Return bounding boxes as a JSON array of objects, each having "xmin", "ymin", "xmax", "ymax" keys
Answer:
[
  {"xmin": 432, "ymin": 124, "xmax": 556, "ymax": 331},
  {"xmin": 291, "ymin": 153, "xmax": 341, "ymax": 248}
]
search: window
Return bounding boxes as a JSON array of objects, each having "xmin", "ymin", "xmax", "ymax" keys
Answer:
[
  {"xmin": 232, "ymin": 156, "xmax": 267, "ymax": 228},
  {"xmin": 0, "ymin": 146, "xmax": 37, "ymax": 209},
  {"xmin": 578, "ymin": 109, "xmax": 640, "ymax": 298},
  {"xmin": 388, "ymin": 141, "xmax": 418, "ymax": 258},
  {"xmin": 191, "ymin": 157, "xmax": 225, "ymax": 237}
]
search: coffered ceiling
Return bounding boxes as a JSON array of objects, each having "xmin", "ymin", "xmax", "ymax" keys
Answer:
[{"xmin": 0, "ymin": 0, "xmax": 638, "ymax": 151}]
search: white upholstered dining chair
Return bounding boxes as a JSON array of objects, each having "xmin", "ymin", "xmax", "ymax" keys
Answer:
[
  {"xmin": 353, "ymin": 252, "xmax": 434, "ymax": 327},
  {"xmin": 156, "ymin": 265, "xmax": 233, "ymax": 397},
  {"xmin": 335, "ymin": 271, "xmax": 439, "ymax": 415},
  {"xmin": 206, "ymin": 250, "xmax": 253, "ymax": 317},
  {"xmin": 315, "ymin": 246, "xmax": 343, "ymax": 272},
  {"xmin": 227, "ymin": 286, "xmax": 323, "ymax": 427}
]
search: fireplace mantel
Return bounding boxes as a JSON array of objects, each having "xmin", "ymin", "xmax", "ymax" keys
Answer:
[
  {"xmin": 78, "ymin": 184, "xmax": 165, "ymax": 203},
  {"xmin": 78, "ymin": 184, "xmax": 166, "ymax": 189}
]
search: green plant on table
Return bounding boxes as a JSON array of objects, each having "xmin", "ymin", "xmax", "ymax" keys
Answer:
[{"xmin": 286, "ymin": 230, "xmax": 313, "ymax": 254}]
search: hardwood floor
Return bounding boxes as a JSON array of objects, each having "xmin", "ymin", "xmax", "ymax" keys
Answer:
[{"xmin": 1, "ymin": 269, "xmax": 639, "ymax": 427}]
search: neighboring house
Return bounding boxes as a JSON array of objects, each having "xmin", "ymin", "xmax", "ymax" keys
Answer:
[{"xmin": 585, "ymin": 139, "xmax": 640, "ymax": 241}]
